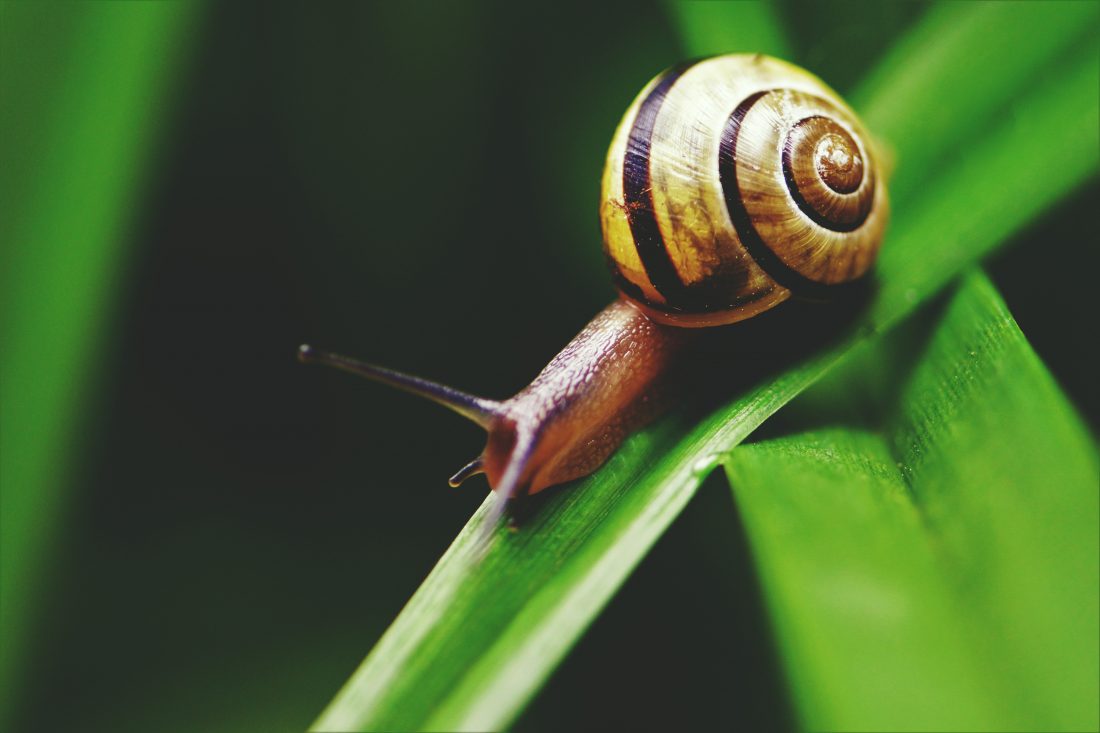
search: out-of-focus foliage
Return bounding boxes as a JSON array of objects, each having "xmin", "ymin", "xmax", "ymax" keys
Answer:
[{"xmin": 0, "ymin": 1, "xmax": 199, "ymax": 724}]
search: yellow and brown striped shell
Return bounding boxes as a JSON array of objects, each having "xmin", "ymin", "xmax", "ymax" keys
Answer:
[{"xmin": 601, "ymin": 54, "xmax": 888, "ymax": 326}]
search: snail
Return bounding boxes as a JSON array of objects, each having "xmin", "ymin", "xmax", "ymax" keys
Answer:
[{"xmin": 299, "ymin": 54, "xmax": 888, "ymax": 533}]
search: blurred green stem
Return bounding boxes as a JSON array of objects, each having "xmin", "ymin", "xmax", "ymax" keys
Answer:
[{"xmin": 0, "ymin": 1, "xmax": 201, "ymax": 722}]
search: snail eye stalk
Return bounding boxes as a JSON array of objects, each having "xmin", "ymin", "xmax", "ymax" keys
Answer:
[{"xmin": 297, "ymin": 344, "xmax": 500, "ymax": 428}]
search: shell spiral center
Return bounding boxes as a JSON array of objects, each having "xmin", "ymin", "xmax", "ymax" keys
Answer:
[
  {"xmin": 815, "ymin": 131, "xmax": 863, "ymax": 194},
  {"xmin": 781, "ymin": 115, "xmax": 874, "ymax": 233}
]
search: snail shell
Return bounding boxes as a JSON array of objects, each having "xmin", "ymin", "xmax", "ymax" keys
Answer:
[{"xmin": 601, "ymin": 54, "xmax": 888, "ymax": 326}]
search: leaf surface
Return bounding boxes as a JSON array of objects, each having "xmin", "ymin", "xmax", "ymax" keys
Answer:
[{"xmin": 725, "ymin": 272, "xmax": 1099, "ymax": 731}]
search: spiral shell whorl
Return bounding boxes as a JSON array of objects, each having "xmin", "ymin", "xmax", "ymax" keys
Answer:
[{"xmin": 601, "ymin": 54, "xmax": 888, "ymax": 326}]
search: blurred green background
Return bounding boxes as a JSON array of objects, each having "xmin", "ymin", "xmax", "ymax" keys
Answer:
[{"xmin": 1, "ymin": 2, "xmax": 1096, "ymax": 731}]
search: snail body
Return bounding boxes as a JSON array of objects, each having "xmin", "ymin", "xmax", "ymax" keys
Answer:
[{"xmin": 300, "ymin": 54, "xmax": 887, "ymax": 530}]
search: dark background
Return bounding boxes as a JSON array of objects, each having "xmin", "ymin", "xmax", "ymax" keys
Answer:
[{"xmin": 8, "ymin": 3, "xmax": 1096, "ymax": 731}]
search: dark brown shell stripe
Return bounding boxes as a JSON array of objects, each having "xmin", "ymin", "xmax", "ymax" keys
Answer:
[
  {"xmin": 622, "ymin": 60, "xmax": 699, "ymax": 303},
  {"xmin": 719, "ymin": 89, "xmax": 874, "ymax": 299}
]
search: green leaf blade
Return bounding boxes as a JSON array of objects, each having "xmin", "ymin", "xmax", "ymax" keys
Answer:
[
  {"xmin": 726, "ymin": 428, "xmax": 1006, "ymax": 731},
  {"xmin": 854, "ymin": 0, "xmax": 1100, "ymax": 205},
  {"xmin": 870, "ymin": 39, "xmax": 1100, "ymax": 330},
  {"xmin": 726, "ymin": 272, "xmax": 1099, "ymax": 731},
  {"xmin": 892, "ymin": 274, "xmax": 1099, "ymax": 728},
  {"xmin": 667, "ymin": 0, "xmax": 791, "ymax": 58},
  {"xmin": 0, "ymin": 2, "xmax": 201, "ymax": 721}
]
